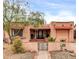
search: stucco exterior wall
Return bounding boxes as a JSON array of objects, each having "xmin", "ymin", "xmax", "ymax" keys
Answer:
[
  {"xmin": 51, "ymin": 22, "xmax": 74, "ymax": 29},
  {"xmin": 23, "ymin": 26, "xmax": 30, "ymax": 42},
  {"xmin": 56, "ymin": 29, "xmax": 69, "ymax": 42},
  {"xmin": 23, "ymin": 42, "xmax": 38, "ymax": 52},
  {"xmin": 69, "ymin": 29, "xmax": 74, "ymax": 42},
  {"xmin": 22, "ymin": 42, "xmax": 76, "ymax": 53},
  {"xmin": 48, "ymin": 43, "xmax": 75, "ymax": 53},
  {"xmin": 65, "ymin": 43, "xmax": 76, "ymax": 53},
  {"xmin": 48, "ymin": 43, "xmax": 61, "ymax": 51},
  {"xmin": 3, "ymin": 31, "xmax": 11, "ymax": 43},
  {"xmin": 50, "ymin": 25, "xmax": 56, "ymax": 39},
  {"xmin": 50, "ymin": 22, "xmax": 74, "ymax": 43}
]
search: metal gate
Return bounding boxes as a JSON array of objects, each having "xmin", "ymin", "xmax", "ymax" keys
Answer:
[{"xmin": 38, "ymin": 43, "xmax": 48, "ymax": 51}]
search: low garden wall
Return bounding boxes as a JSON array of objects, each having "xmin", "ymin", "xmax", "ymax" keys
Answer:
[
  {"xmin": 48, "ymin": 43, "xmax": 61, "ymax": 51},
  {"xmin": 48, "ymin": 43, "xmax": 76, "ymax": 53},
  {"xmin": 22, "ymin": 42, "xmax": 38, "ymax": 52},
  {"xmin": 65, "ymin": 43, "xmax": 76, "ymax": 53},
  {"xmin": 21, "ymin": 40, "xmax": 75, "ymax": 53}
]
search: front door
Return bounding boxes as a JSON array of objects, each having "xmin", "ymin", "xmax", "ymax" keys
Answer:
[{"xmin": 38, "ymin": 43, "xmax": 48, "ymax": 51}]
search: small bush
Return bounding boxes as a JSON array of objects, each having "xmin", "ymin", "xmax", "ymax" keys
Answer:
[
  {"xmin": 60, "ymin": 39, "xmax": 66, "ymax": 50},
  {"xmin": 48, "ymin": 37, "xmax": 55, "ymax": 42},
  {"xmin": 61, "ymin": 44, "xmax": 66, "ymax": 47},
  {"xmin": 60, "ymin": 40, "xmax": 66, "ymax": 42},
  {"xmin": 12, "ymin": 36, "xmax": 25, "ymax": 53}
]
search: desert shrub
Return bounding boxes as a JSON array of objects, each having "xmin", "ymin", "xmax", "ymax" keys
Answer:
[
  {"xmin": 48, "ymin": 37, "xmax": 55, "ymax": 42},
  {"xmin": 60, "ymin": 39, "xmax": 66, "ymax": 50},
  {"xmin": 60, "ymin": 40, "xmax": 66, "ymax": 42},
  {"xmin": 12, "ymin": 36, "xmax": 25, "ymax": 53},
  {"xmin": 60, "ymin": 40, "xmax": 66, "ymax": 46},
  {"xmin": 60, "ymin": 44, "xmax": 66, "ymax": 47}
]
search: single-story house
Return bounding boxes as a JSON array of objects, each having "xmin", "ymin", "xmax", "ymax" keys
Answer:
[
  {"xmin": 10, "ymin": 21, "xmax": 75, "ymax": 42},
  {"xmin": 4, "ymin": 21, "xmax": 76, "ymax": 52}
]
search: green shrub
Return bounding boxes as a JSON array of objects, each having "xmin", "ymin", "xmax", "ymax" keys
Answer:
[
  {"xmin": 61, "ymin": 44, "xmax": 66, "ymax": 47},
  {"xmin": 48, "ymin": 37, "xmax": 55, "ymax": 42},
  {"xmin": 12, "ymin": 36, "xmax": 25, "ymax": 53},
  {"xmin": 60, "ymin": 40, "xmax": 66, "ymax": 42},
  {"xmin": 60, "ymin": 40, "xmax": 66, "ymax": 50}
]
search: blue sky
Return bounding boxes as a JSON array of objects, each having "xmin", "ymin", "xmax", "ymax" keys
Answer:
[
  {"xmin": 29, "ymin": 0, "xmax": 76, "ymax": 23},
  {"xmin": 15, "ymin": 0, "xmax": 76, "ymax": 23}
]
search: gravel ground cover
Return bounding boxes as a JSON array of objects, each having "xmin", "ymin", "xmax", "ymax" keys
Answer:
[{"xmin": 51, "ymin": 51, "xmax": 76, "ymax": 59}]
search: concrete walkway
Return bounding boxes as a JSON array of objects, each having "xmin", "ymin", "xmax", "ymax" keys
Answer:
[{"xmin": 37, "ymin": 51, "xmax": 49, "ymax": 59}]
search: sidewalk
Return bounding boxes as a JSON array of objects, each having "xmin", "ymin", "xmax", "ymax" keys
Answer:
[{"xmin": 37, "ymin": 51, "xmax": 49, "ymax": 59}]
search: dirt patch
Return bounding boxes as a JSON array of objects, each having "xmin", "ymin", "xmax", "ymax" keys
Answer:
[
  {"xmin": 10, "ymin": 53, "xmax": 33, "ymax": 59},
  {"xmin": 3, "ymin": 43, "xmax": 35, "ymax": 59},
  {"xmin": 50, "ymin": 51, "xmax": 76, "ymax": 59}
]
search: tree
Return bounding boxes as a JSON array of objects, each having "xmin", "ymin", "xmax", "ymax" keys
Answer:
[
  {"xmin": 27, "ymin": 11, "xmax": 45, "ymax": 27},
  {"xmin": 3, "ymin": 0, "xmax": 46, "ymax": 43},
  {"xmin": 3, "ymin": 0, "xmax": 27, "ymax": 42}
]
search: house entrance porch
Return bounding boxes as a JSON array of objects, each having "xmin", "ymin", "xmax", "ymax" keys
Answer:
[{"xmin": 30, "ymin": 29, "xmax": 50, "ymax": 42}]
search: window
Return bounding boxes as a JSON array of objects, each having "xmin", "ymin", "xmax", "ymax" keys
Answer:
[
  {"xmin": 30, "ymin": 29, "xmax": 50, "ymax": 39},
  {"xmin": 11, "ymin": 29, "xmax": 23, "ymax": 36},
  {"xmin": 38, "ymin": 30, "xmax": 43, "ymax": 39}
]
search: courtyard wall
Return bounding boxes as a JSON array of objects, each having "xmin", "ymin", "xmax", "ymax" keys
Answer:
[{"xmin": 48, "ymin": 42, "xmax": 76, "ymax": 53}]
